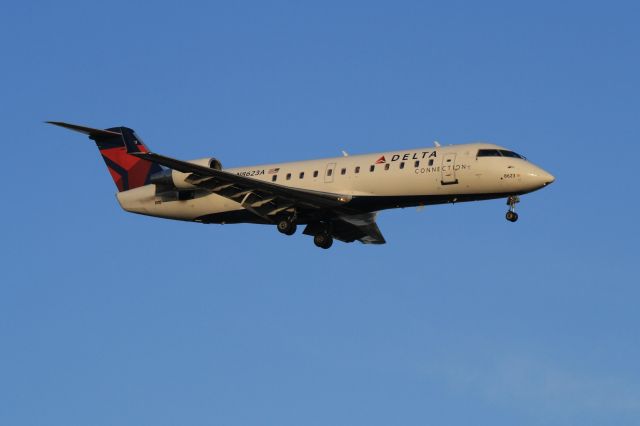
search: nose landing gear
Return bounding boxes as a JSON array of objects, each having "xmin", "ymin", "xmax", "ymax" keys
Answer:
[{"xmin": 506, "ymin": 196, "xmax": 519, "ymax": 222}]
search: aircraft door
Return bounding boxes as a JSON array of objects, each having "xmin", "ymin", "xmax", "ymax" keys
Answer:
[
  {"xmin": 325, "ymin": 162, "xmax": 336, "ymax": 183},
  {"xmin": 441, "ymin": 153, "xmax": 459, "ymax": 185}
]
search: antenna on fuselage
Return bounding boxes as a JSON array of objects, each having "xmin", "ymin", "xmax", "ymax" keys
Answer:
[
  {"xmin": 433, "ymin": 140, "xmax": 441, "ymax": 147},
  {"xmin": 341, "ymin": 150, "xmax": 349, "ymax": 157}
]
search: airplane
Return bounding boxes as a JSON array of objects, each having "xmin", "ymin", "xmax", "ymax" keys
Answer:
[{"xmin": 48, "ymin": 121, "xmax": 555, "ymax": 249}]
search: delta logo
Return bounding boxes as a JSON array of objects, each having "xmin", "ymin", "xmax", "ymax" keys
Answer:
[{"xmin": 375, "ymin": 156, "xmax": 386, "ymax": 164}]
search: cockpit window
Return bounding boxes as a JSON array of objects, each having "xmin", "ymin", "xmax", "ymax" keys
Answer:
[
  {"xmin": 499, "ymin": 150, "xmax": 525, "ymax": 159},
  {"xmin": 477, "ymin": 149, "xmax": 501, "ymax": 157},
  {"xmin": 477, "ymin": 149, "xmax": 526, "ymax": 160}
]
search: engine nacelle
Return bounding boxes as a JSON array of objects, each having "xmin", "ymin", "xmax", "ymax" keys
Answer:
[
  {"xmin": 172, "ymin": 157, "xmax": 223, "ymax": 189},
  {"xmin": 150, "ymin": 157, "xmax": 223, "ymax": 190},
  {"xmin": 185, "ymin": 157, "xmax": 223, "ymax": 171}
]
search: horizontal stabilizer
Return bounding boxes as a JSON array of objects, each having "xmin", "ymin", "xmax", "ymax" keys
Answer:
[{"xmin": 46, "ymin": 121, "xmax": 122, "ymax": 138}]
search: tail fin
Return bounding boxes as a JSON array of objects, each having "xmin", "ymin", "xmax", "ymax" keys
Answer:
[{"xmin": 48, "ymin": 121, "xmax": 163, "ymax": 192}]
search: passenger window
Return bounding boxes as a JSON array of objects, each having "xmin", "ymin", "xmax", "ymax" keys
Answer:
[
  {"xmin": 414, "ymin": 160, "xmax": 420, "ymax": 167},
  {"xmin": 355, "ymin": 166, "xmax": 360, "ymax": 173},
  {"xmin": 400, "ymin": 162, "xmax": 405, "ymax": 169},
  {"xmin": 286, "ymin": 173, "xmax": 291, "ymax": 180},
  {"xmin": 341, "ymin": 168, "xmax": 346, "ymax": 175},
  {"xmin": 384, "ymin": 163, "xmax": 390, "ymax": 170},
  {"xmin": 327, "ymin": 169, "xmax": 333, "ymax": 176},
  {"xmin": 313, "ymin": 170, "xmax": 318, "ymax": 178},
  {"xmin": 370, "ymin": 165, "xmax": 375, "ymax": 172},
  {"xmin": 272, "ymin": 175, "xmax": 277, "ymax": 182},
  {"xmin": 299, "ymin": 172, "xmax": 304, "ymax": 179},
  {"xmin": 428, "ymin": 159, "xmax": 434, "ymax": 166}
]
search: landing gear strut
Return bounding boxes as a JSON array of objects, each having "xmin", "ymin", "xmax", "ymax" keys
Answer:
[
  {"xmin": 276, "ymin": 218, "xmax": 297, "ymax": 235},
  {"xmin": 313, "ymin": 232, "xmax": 333, "ymax": 249},
  {"xmin": 506, "ymin": 196, "xmax": 519, "ymax": 222}
]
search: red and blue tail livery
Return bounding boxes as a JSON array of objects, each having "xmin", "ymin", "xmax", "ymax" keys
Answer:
[{"xmin": 48, "ymin": 121, "xmax": 162, "ymax": 191}]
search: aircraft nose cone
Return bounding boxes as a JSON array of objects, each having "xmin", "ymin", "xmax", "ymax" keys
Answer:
[
  {"xmin": 524, "ymin": 166, "xmax": 555, "ymax": 189},
  {"xmin": 541, "ymin": 170, "xmax": 555, "ymax": 186},
  {"xmin": 529, "ymin": 167, "xmax": 556, "ymax": 188}
]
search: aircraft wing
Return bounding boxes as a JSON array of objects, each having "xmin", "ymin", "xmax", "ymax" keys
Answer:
[
  {"xmin": 131, "ymin": 151, "xmax": 357, "ymax": 221},
  {"xmin": 132, "ymin": 152, "xmax": 387, "ymax": 244}
]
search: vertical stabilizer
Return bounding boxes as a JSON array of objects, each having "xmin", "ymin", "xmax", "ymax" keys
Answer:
[{"xmin": 48, "ymin": 121, "xmax": 162, "ymax": 191}]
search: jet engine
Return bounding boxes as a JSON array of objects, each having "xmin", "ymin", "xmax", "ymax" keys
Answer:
[{"xmin": 149, "ymin": 157, "xmax": 223, "ymax": 190}]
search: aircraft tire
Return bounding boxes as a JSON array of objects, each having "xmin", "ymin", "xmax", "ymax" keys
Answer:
[
  {"xmin": 277, "ymin": 219, "xmax": 297, "ymax": 235},
  {"xmin": 506, "ymin": 211, "xmax": 518, "ymax": 222},
  {"xmin": 313, "ymin": 233, "xmax": 333, "ymax": 249}
]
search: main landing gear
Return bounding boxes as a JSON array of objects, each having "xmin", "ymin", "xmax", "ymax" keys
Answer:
[
  {"xmin": 276, "ymin": 218, "xmax": 297, "ymax": 236},
  {"xmin": 310, "ymin": 222, "xmax": 333, "ymax": 249},
  {"xmin": 313, "ymin": 232, "xmax": 333, "ymax": 249},
  {"xmin": 277, "ymin": 218, "xmax": 334, "ymax": 249},
  {"xmin": 506, "ymin": 195, "xmax": 519, "ymax": 222}
]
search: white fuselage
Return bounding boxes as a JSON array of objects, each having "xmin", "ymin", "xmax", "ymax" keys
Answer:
[{"xmin": 116, "ymin": 142, "xmax": 554, "ymax": 224}]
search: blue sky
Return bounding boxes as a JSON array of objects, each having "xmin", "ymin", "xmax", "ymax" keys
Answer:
[{"xmin": 2, "ymin": 1, "xmax": 639, "ymax": 425}]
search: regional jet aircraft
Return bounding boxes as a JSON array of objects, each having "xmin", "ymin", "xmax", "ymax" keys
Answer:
[{"xmin": 49, "ymin": 122, "xmax": 554, "ymax": 249}]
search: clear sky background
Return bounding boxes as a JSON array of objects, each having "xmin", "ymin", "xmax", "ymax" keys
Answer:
[{"xmin": 2, "ymin": 1, "xmax": 639, "ymax": 425}]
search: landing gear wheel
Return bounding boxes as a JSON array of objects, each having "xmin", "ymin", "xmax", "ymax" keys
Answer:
[
  {"xmin": 277, "ymin": 219, "xmax": 297, "ymax": 236},
  {"xmin": 313, "ymin": 233, "xmax": 333, "ymax": 249},
  {"xmin": 505, "ymin": 211, "xmax": 519, "ymax": 222},
  {"xmin": 505, "ymin": 195, "xmax": 520, "ymax": 223}
]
